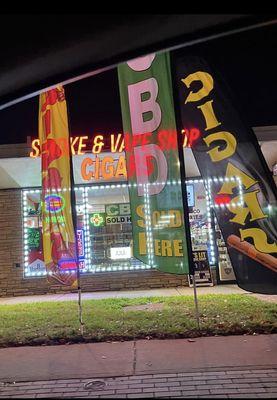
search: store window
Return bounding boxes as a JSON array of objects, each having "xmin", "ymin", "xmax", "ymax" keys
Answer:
[
  {"xmin": 22, "ymin": 179, "xmax": 235, "ymax": 280},
  {"xmin": 23, "ymin": 190, "xmax": 44, "ymax": 276},
  {"xmin": 23, "ymin": 188, "xmax": 84, "ymax": 277},
  {"xmin": 84, "ymin": 184, "xmax": 147, "ymax": 272},
  {"xmin": 22, "ymin": 184, "xmax": 149, "ymax": 277}
]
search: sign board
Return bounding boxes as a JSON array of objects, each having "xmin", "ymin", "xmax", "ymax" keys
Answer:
[
  {"xmin": 26, "ymin": 258, "xmax": 46, "ymax": 275},
  {"xmin": 89, "ymin": 213, "xmax": 106, "ymax": 227},
  {"xmin": 105, "ymin": 203, "xmax": 131, "ymax": 224},
  {"xmin": 219, "ymin": 261, "xmax": 236, "ymax": 281},
  {"xmin": 27, "ymin": 228, "xmax": 41, "ymax": 250},
  {"xmin": 105, "ymin": 203, "xmax": 131, "ymax": 216},
  {"xmin": 110, "ymin": 246, "xmax": 131, "ymax": 260},
  {"xmin": 189, "ymin": 250, "xmax": 213, "ymax": 286},
  {"xmin": 106, "ymin": 215, "xmax": 131, "ymax": 224}
]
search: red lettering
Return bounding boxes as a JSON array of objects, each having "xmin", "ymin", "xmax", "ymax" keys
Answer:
[
  {"xmin": 188, "ymin": 128, "xmax": 200, "ymax": 147},
  {"xmin": 157, "ymin": 130, "xmax": 177, "ymax": 151},
  {"xmin": 128, "ymin": 154, "xmax": 136, "ymax": 178},
  {"xmin": 214, "ymin": 194, "xmax": 232, "ymax": 206},
  {"xmin": 141, "ymin": 132, "xmax": 152, "ymax": 147}
]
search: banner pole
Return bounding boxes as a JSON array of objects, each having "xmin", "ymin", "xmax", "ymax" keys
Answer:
[
  {"xmin": 67, "ymin": 96, "xmax": 84, "ymax": 336},
  {"xmin": 170, "ymin": 53, "xmax": 201, "ymax": 331},
  {"xmin": 191, "ymin": 274, "xmax": 200, "ymax": 330},
  {"xmin": 71, "ymin": 173, "xmax": 84, "ymax": 336},
  {"xmin": 77, "ymin": 265, "xmax": 84, "ymax": 336}
]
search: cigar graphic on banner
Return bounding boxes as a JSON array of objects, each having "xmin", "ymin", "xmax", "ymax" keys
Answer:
[
  {"xmin": 174, "ymin": 55, "xmax": 277, "ymax": 294},
  {"xmin": 39, "ymin": 86, "xmax": 78, "ymax": 288},
  {"xmin": 227, "ymin": 235, "xmax": 277, "ymax": 274}
]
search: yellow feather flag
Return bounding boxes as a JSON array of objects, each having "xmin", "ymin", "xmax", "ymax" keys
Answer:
[{"xmin": 39, "ymin": 85, "xmax": 78, "ymax": 288}]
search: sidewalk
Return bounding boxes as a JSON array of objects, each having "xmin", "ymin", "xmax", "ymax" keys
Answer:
[
  {"xmin": 0, "ymin": 284, "xmax": 255, "ymax": 305},
  {"xmin": 0, "ymin": 335, "xmax": 276, "ymax": 398},
  {"xmin": 0, "ymin": 284, "xmax": 276, "ymax": 306},
  {"xmin": 0, "ymin": 286, "xmax": 276, "ymax": 398}
]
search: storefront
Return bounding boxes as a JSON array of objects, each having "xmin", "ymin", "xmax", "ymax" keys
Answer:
[{"xmin": 0, "ymin": 126, "xmax": 276, "ymax": 297}]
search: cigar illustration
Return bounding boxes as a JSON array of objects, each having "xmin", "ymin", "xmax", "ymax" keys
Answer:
[{"xmin": 227, "ymin": 234, "xmax": 277, "ymax": 273}]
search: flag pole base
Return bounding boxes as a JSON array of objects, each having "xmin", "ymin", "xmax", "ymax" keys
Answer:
[
  {"xmin": 78, "ymin": 288, "xmax": 84, "ymax": 336},
  {"xmin": 190, "ymin": 274, "xmax": 200, "ymax": 331}
]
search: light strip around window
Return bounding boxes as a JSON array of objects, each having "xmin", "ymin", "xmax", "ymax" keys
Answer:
[
  {"xmin": 22, "ymin": 178, "xmax": 242, "ymax": 277},
  {"xmin": 22, "ymin": 187, "xmax": 84, "ymax": 277}
]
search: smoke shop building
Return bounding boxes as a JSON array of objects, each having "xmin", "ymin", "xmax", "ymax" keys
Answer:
[{"xmin": 0, "ymin": 126, "xmax": 276, "ymax": 297}]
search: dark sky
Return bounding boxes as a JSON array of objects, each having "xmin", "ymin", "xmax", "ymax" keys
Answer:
[{"xmin": 1, "ymin": 22, "xmax": 277, "ymax": 145}]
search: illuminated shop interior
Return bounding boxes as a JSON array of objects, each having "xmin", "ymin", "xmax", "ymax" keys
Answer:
[
  {"xmin": 0, "ymin": 124, "xmax": 275, "ymax": 289},
  {"xmin": 22, "ymin": 176, "xmax": 243, "ymax": 283}
]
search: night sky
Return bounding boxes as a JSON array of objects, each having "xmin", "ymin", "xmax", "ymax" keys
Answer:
[{"xmin": 1, "ymin": 22, "xmax": 277, "ymax": 145}]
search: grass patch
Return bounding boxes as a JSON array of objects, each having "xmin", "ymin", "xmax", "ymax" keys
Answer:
[{"xmin": 0, "ymin": 294, "xmax": 276, "ymax": 347}]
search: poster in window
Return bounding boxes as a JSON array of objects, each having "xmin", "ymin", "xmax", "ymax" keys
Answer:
[{"xmin": 189, "ymin": 250, "xmax": 213, "ymax": 286}]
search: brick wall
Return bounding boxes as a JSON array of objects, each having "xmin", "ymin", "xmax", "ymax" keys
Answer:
[{"xmin": 0, "ymin": 189, "xmax": 191, "ymax": 297}]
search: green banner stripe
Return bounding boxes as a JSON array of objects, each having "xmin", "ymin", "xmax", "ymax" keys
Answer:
[{"xmin": 118, "ymin": 52, "xmax": 189, "ymax": 274}]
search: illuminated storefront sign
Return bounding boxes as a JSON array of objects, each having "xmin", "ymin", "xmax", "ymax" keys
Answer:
[
  {"xmin": 89, "ymin": 213, "xmax": 106, "ymax": 227},
  {"xmin": 77, "ymin": 229, "xmax": 85, "ymax": 258},
  {"xmin": 45, "ymin": 194, "xmax": 65, "ymax": 213},
  {"xmin": 105, "ymin": 203, "xmax": 131, "ymax": 224},
  {"xmin": 29, "ymin": 131, "xmax": 201, "ymax": 184},
  {"xmin": 29, "ymin": 129, "xmax": 201, "ymax": 158},
  {"xmin": 89, "ymin": 208, "xmax": 131, "ymax": 228},
  {"xmin": 106, "ymin": 203, "xmax": 131, "ymax": 215},
  {"xmin": 81, "ymin": 155, "xmax": 127, "ymax": 181}
]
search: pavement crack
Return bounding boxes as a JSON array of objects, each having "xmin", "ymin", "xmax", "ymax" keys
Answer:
[{"xmin": 132, "ymin": 340, "xmax": 137, "ymax": 375}]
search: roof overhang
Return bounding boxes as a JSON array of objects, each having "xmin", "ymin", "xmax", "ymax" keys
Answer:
[{"xmin": 0, "ymin": 125, "xmax": 276, "ymax": 189}]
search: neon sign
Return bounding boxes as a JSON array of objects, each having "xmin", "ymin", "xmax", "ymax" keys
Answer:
[
  {"xmin": 214, "ymin": 194, "xmax": 232, "ymax": 206},
  {"xmin": 45, "ymin": 194, "xmax": 65, "ymax": 213},
  {"xmin": 81, "ymin": 155, "xmax": 127, "ymax": 181},
  {"xmin": 76, "ymin": 229, "xmax": 85, "ymax": 258},
  {"xmin": 89, "ymin": 213, "xmax": 106, "ymax": 227},
  {"xmin": 29, "ymin": 129, "xmax": 201, "ymax": 158}
]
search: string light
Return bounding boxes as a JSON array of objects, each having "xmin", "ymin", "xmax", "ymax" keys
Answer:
[
  {"xmin": 23, "ymin": 176, "xmax": 242, "ymax": 277},
  {"xmin": 143, "ymin": 183, "xmax": 154, "ymax": 267},
  {"xmin": 205, "ymin": 180, "xmax": 216, "ymax": 265}
]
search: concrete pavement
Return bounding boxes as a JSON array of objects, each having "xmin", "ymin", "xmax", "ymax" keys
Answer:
[
  {"xmin": 0, "ymin": 286, "xmax": 276, "ymax": 397},
  {"xmin": 0, "ymin": 335, "xmax": 276, "ymax": 398},
  {"xmin": 0, "ymin": 284, "xmax": 253, "ymax": 305},
  {"xmin": 0, "ymin": 284, "xmax": 276, "ymax": 306},
  {"xmin": 0, "ymin": 334, "xmax": 276, "ymax": 382}
]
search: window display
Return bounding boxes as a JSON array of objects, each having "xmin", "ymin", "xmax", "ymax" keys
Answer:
[
  {"xmin": 187, "ymin": 179, "xmax": 214, "ymax": 286},
  {"xmin": 23, "ymin": 188, "xmax": 85, "ymax": 277},
  {"xmin": 22, "ymin": 179, "xmax": 228, "ymax": 281},
  {"xmin": 215, "ymin": 221, "xmax": 236, "ymax": 282},
  {"xmin": 85, "ymin": 185, "xmax": 146, "ymax": 272},
  {"xmin": 23, "ymin": 191, "xmax": 45, "ymax": 276}
]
